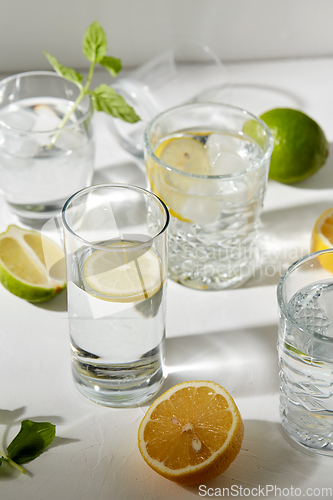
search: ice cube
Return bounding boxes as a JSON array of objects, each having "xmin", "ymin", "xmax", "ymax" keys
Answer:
[
  {"xmin": 181, "ymin": 194, "xmax": 223, "ymax": 225},
  {"xmin": 206, "ymin": 133, "xmax": 249, "ymax": 175},
  {"xmin": 4, "ymin": 131, "xmax": 40, "ymax": 158},
  {"xmin": 32, "ymin": 105, "xmax": 62, "ymax": 131},
  {"xmin": 55, "ymin": 128, "xmax": 84, "ymax": 151},
  {"xmin": 0, "ymin": 104, "xmax": 36, "ymax": 131}
]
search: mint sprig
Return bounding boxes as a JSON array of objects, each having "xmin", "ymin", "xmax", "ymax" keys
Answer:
[
  {"xmin": 0, "ymin": 419, "xmax": 56, "ymax": 474},
  {"xmin": 44, "ymin": 20, "xmax": 140, "ymax": 147}
]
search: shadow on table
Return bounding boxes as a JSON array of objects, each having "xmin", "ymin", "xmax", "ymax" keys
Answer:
[
  {"xmin": 181, "ymin": 419, "xmax": 320, "ymax": 496},
  {"xmin": 147, "ymin": 324, "xmax": 279, "ymax": 405},
  {"xmin": 92, "ymin": 160, "xmax": 146, "ymax": 187},
  {"xmin": 33, "ymin": 287, "xmax": 68, "ymax": 312},
  {"xmin": 244, "ymin": 198, "xmax": 333, "ymax": 289}
]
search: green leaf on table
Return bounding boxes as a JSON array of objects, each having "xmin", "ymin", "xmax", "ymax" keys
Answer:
[
  {"xmin": 83, "ymin": 20, "xmax": 107, "ymax": 63},
  {"xmin": 90, "ymin": 84, "xmax": 140, "ymax": 123},
  {"xmin": 99, "ymin": 56, "xmax": 122, "ymax": 77},
  {"xmin": 7, "ymin": 420, "xmax": 56, "ymax": 465},
  {"xmin": 43, "ymin": 52, "xmax": 84, "ymax": 86}
]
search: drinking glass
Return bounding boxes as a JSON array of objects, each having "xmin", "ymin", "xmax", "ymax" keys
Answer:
[
  {"xmin": 0, "ymin": 71, "xmax": 94, "ymax": 222},
  {"xmin": 62, "ymin": 184, "xmax": 169, "ymax": 407},
  {"xmin": 107, "ymin": 40, "xmax": 229, "ymax": 157},
  {"xmin": 144, "ymin": 102, "xmax": 273, "ymax": 290},
  {"xmin": 278, "ymin": 249, "xmax": 333, "ymax": 454}
]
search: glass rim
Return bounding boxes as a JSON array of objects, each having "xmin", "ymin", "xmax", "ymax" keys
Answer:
[
  {"xmin": 143, "ymin": 101, "xmax": 274, "ymax": 180},
  {"xmin": 62, "ymin": 183, "xmax": 170, "ymax": 251},
  {"xmin": 277, "ymin": 248, "xmax": 333, "ymax": 340},
  {"xmin": 0, "ymin": 70, "xmax": 92, "ymax": 133}
]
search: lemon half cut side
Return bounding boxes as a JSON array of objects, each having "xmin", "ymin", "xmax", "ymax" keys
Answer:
[{"xmin": 138, "ymin": 380, "xmax": 244, "ymax": 485}]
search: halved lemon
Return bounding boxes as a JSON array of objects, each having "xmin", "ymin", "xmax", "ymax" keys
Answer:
[
  {"xmin": 0, "ymin": 225, "xmax": 66, "ymax": 302},
  {"xmin": 311, "ymin": 208, "xmax": 333, "ymax": 253},
  {"xmin": 83, "ymin": 243, "xmax": 163, "ymax": 303},
  {"xmin": 311, "ymin": 208, "xmax": 333, "ymax": 272},
  {"xmin": 138, "ymin": 380, "xmax": 244, "ymax": 485}
]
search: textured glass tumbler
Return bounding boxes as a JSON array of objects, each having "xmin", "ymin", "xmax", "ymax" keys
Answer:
[
  {"xmin": 278, "ymin": 249, "xmax": 333, "ymax": 455},
  {"xmin": 144, "ymin": 102, "xmax": 273, "ymax": 290},
  {"xmin": 0, "ymin": 71, "xmax": 94, "ymax": 222},
  {"xmin": 62, "ymin": 184, "xmax": 169, "ymax": 407}
]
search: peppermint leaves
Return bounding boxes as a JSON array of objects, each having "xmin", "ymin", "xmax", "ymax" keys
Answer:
[
  {"xmin": 0, "ymin": 420, "xmax": 56, "ymax": 474},
  {"xmin": 43, "ymin": 20, "xmax": 140, "ymax": 140}
]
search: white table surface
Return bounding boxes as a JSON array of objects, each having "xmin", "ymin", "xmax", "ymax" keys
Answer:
[{"xmin": 1, "ymin": 57, "xmax": 333, "ymax": 500}]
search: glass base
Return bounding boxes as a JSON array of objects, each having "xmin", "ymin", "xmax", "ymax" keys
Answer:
[
  {"xmin": 7, "ymin": 199, "xmax": 65, "ymax": 223},
  {"xmin": 71, "ymin": 363, "xmax": 164, "ymax": 408},
  {"xmin": 280, "ymin": 403, "xmax": 333, "ymax": 456},
  {"xmin": 168, "ymin": 268, "xmax": 252, "ymax": 290}
]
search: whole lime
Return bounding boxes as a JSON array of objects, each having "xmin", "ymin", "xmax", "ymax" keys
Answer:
[{"xmin": 260, "ymin": 108, "xmax": 329, "ymax": 184}]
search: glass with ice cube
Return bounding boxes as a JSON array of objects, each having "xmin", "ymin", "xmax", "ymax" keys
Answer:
[
  {"xmin": 0, "ymin": 71, "xmax": 94, "ymax": 222},
  {"xmin": 277, "ymin": 249, "xmax": 333, "ymax": 454},
  {"xmin": 144, "ymin": 102, "xmax": 273, "ymax": 290},
  {"xmin": 62, "ymin": 184, "xmax": 169, "ymax": 407}
]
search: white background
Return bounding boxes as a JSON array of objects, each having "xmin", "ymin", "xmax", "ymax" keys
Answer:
[
  {"xmin": 1, "ymin": 0, "xmax": 333, "ymax": 73},
  {"xmin": 1, "ymin": 3, "xmax": 333, "ymax": 499}
]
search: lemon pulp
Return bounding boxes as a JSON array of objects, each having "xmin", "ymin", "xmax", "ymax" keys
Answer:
[{"xmin": 83, "ymin": 242, "xmax": 163, "ymax": 303}]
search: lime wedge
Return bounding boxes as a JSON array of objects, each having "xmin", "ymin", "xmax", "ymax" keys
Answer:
[
  {"xmin": 83, "ymin": 243, "xmax": 162, "ymax": 303},
  {"xmin": 0, "ymin": 225, "xmax": 66, "ymax": 302}
]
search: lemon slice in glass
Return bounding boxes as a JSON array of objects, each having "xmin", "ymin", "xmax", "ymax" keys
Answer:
[
  {"xmin": 83, "ymin": 243, "xmax": 163, "ymax": 303},
  {"xmin": 149, "ymin": 135, "xmax": 210, "ymax": 222},
  {"xmin": 156, "ymin": 136, "xmax": 210, "ymax": 176}
]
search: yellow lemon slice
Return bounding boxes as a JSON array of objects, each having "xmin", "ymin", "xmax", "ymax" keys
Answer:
[
  {"xmin": 138, "ymin": 380, "xmax": 244, "ymax": 485},
  {"xmin": 0, "ymin": 225, "xmax": 66, "ymax": 302},
  {"xmin": 83, "ymin": 243, "xmax": 162, "ymax": 303},
  {"xmin": 148, "ymin": 136, "xmax": 210, "ymax": 222},
  {"xmin": 155, "ymin": 136, "xmax": 210, "ymax": 176}
]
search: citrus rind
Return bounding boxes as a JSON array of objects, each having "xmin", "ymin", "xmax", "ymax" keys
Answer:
[
  {"xmin": 0, "ymin": 225, "xmax": 66, "ymax": 302},
  {"xmin": 260, "ymin": 108, "xmax": 329, "ymax": 184},
  {"xmin": 311, "ymin": 208, "xmax": 333, "ymax": 273},
  {"xmin": 83, "ymin": 245, "xmax": 163, "ymax": 303},
  {"xmin": 138, "ymin": 380, "xmax": 244, "ymax": 485}
]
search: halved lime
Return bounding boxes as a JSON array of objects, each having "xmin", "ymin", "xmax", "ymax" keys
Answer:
[
  {"xmin": 0, "ymin": 225, "xmax": 66, "ymax": 302},
  {"xmin": 83, "ymin": 243, "xmax": 163, "ymax": 303}
]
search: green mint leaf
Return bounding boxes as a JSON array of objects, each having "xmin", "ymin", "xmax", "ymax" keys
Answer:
[
  {"xmin": 43, "ymin": 51, "xmax": 84, "ymax": 86},
  {"xmin": 90, "ymin": 84, "xmax": 140, "ymax": 123},
  {"xmin": 7, "ymin": 420, "xmax": 56, "ymax": 465},
  {"xmin": 99, "ymin": 56, "xmax": 122, "ymax": 77},
  {"xmin": 83, "ymin": 21, "xmax": 107, "ymax": 63},
  {"xmin": 0, "ymin": 457, "xmax": 2, "ymax": 466}
]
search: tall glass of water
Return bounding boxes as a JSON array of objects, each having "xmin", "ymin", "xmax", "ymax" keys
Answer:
[
  {"xmin": 144, "ymin": 102, "xmax": 273, "ymax": 290},
  {"xmin": 62, "ymin": 184, "xmax": 169, "ymax": 407},
  {"xmin": 278, "ymin": 249, "xmax": 333, "ymax": 454},
  {"xmin": 0, "ymin": 71, "xmax": 94, "ymax": 222}
]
